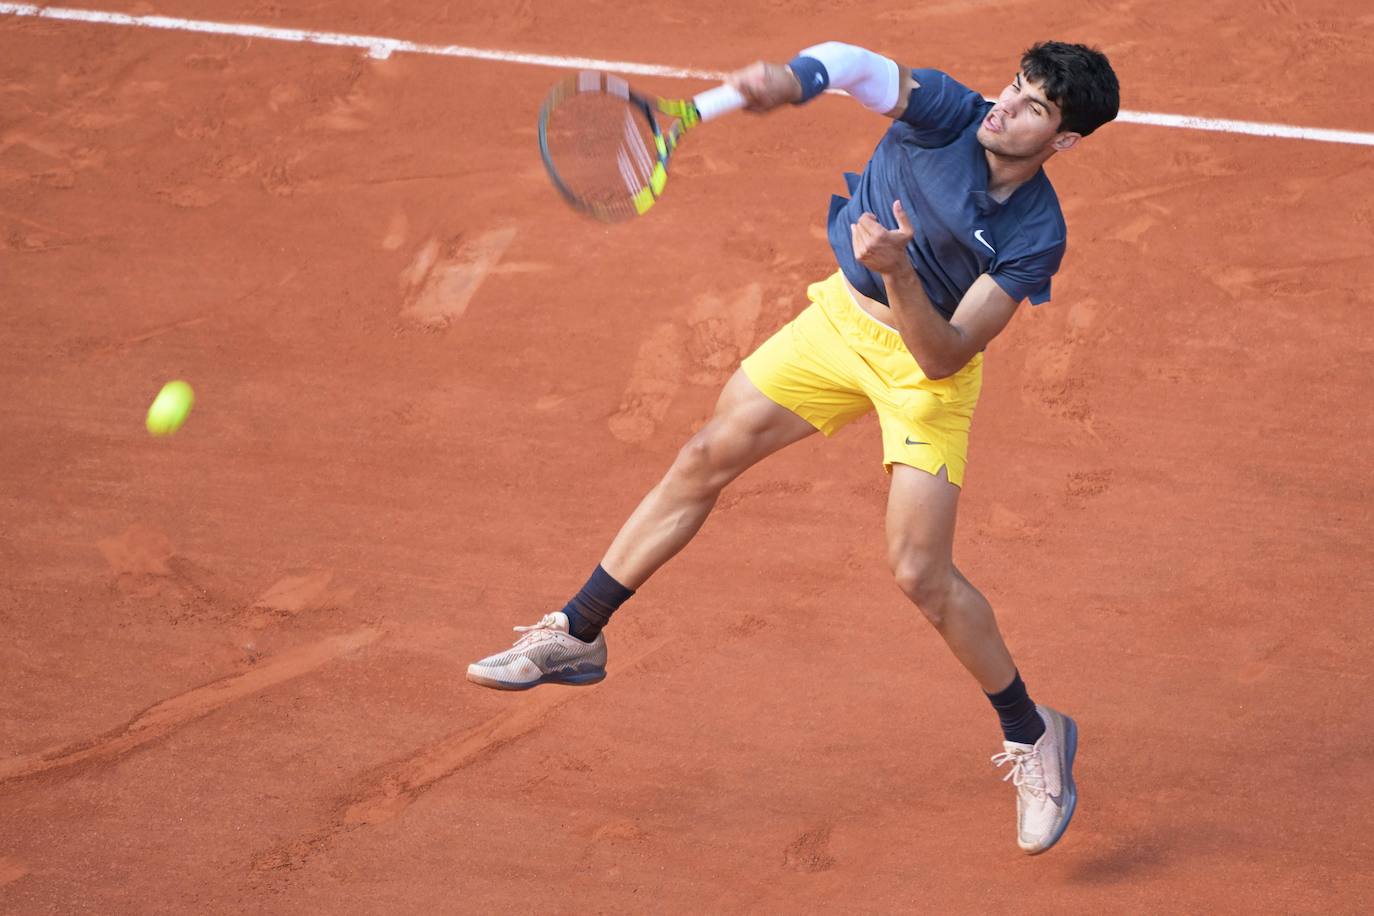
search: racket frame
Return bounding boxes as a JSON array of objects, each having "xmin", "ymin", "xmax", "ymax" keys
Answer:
[{"xmin": 538, "ymin": 71, "xmax": 704, "ymax": 222}]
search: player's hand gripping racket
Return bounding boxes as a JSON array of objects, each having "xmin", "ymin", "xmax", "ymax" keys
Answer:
[{"xmin": 538, "ymin": 72, "xmax": 746, "ymax": 222}]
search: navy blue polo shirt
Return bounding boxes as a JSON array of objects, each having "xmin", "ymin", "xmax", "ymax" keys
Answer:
[{"xmin": 827, "ymin": 68, "xmax": 1066, "ymax": 320}]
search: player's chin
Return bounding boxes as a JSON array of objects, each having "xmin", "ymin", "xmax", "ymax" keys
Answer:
[
  {"xmin": 977, "ymin": 130, "xmax": 1038, "ymax": 160},
  {"xmin": 976, "ymin": 126, "xmax": 1012, "ymax": 153}
]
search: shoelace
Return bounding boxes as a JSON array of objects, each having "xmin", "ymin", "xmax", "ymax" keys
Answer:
[
  {"xmin": 510, "ymin": 613, "xmax": 564, "ymax": 647},
  {"xmin": 990, "ymin": 747, "xmax": 1048, "ymax": 800}
]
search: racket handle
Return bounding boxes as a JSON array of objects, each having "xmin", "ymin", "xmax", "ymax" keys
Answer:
[{"xmin": 692, "ymin": 84, "xmax": 747, "ymax": 123}]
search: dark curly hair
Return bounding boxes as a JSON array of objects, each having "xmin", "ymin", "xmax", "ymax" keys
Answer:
[{"xmin": 1020, "ymin": 41, "xmax": 1120, "ymax": 136}]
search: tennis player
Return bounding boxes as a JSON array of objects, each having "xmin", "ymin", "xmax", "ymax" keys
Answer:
[{"xmin": 470, "ymin": 40, "xmax": 1119, "ymax": 854}]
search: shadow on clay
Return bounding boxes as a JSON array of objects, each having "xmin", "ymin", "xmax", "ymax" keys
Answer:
[{"xmin": 1063, "ymin": 826, "xmax": 1176, "ymax": 885}]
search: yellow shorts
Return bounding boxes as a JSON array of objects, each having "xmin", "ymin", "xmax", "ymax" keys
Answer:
[{"xmin": 741, "ymin": 271, "xmax": 983, "ymax": 486}]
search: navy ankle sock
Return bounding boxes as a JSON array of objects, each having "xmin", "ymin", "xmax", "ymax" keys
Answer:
[
  {"xmin": 561, "ymin": 565, "xmax": 634, "ymax": 643},
  {"xmin": 985, "ymin": 671, "xmax": 1046, "ymax": 745}
]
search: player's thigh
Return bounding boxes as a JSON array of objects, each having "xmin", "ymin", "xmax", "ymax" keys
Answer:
[
  {"xmin": 885, "ymin": 463, "xmax": 960, "ymax": 587},
  {"xmin": 683, "ymin": 369, "xmax": 819, "ymax": 479}
]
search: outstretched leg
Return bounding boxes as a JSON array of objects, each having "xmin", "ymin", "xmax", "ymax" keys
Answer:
[
  {"xmin": 884, "ymin": 463, "xmax": 1015, "ymax": 692},
  {"xmin": 885, "ymin": 463, "xmax": 1077, "ymax": 855},
  {"xmin": 466, "ymin": 369, "xmax": 817, "ymax": 691},
  {"xmin": 602, "ymin": 368, "xmax": 819, "ymax": 589}
]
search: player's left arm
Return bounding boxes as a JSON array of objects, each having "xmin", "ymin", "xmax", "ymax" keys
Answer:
[
  {"xmin": 853, "ymin": 200, "xmax": 1021, "ymax": 380},
  {"xmin": 887, "ymin": 270, "xmax": 1020, "ymax": 380}
]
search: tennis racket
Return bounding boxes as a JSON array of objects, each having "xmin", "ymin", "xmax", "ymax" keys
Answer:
[{"xmin": 537, "ymin": 71, "xmax": 746, "ymax": 222}]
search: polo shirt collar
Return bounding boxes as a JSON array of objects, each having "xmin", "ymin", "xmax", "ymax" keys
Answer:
[{"xmin": 966, "ymin": 128, "xmax": 1045, "ymax": 214}]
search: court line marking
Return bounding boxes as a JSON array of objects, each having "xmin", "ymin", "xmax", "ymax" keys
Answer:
[{"xmin": 3, "ymin": 3, "xmax": 1373, "ymax": 148}]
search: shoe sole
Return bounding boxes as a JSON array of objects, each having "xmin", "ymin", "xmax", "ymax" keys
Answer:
[
  {"xmin": 466, "ymin": 667, "xmax": 606, "ymax": 691},
  {"xmin": 1026, "ymin": 712, "xmax": 1078, "ymax": 855}
]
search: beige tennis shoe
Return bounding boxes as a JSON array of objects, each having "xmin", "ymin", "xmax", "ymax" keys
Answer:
[
  {"xmin": 466, "ymin": 611, "xmax": 607, "ymax": 690},
  {"xmin": 990, "ymin": 705, "xmax": 1079, "ymax": 854}
]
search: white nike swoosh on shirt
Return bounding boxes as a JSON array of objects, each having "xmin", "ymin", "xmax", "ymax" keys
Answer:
[{"xmin": 974, "ymin": 229, "xmax": 995, "ymax": 254}]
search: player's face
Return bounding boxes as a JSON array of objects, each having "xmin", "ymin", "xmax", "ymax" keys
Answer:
[{"xmin": 977, "ymin": 72, "xmax": 1075, "ymax": 158}]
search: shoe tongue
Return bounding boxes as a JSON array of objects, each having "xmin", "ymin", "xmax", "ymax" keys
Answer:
[
  {"xmin": 548, "ymin": 611, "xmax": 571, "ymax": 633},
  {"xmin": 1001, "ymin": 739, "xmax": 1060, "ymax": 795}
]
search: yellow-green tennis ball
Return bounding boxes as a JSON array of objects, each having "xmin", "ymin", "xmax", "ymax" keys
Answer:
[{"xmin": 146, "ymin": 380, "xmax": 194, "ymax": 437}]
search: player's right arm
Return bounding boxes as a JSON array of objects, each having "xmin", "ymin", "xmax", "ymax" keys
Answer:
[{"xmin": 727, "ymin": 43, "xmax": 916, "ymax": 118}]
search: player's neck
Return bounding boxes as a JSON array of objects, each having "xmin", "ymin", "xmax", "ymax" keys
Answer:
[{"xmin": 983, "ymin": 148, "xmax": 1052, "ymax": 204}]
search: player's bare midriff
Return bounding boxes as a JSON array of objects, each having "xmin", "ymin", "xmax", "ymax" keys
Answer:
[{"xmin": 842, "ymin": 273, "xmax": 903, "ymax": 329}]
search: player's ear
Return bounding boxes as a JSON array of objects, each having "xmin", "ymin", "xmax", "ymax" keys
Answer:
[{"xmin": 1051, "ymin": 131, "xmax": 1082, "ymax": 152}]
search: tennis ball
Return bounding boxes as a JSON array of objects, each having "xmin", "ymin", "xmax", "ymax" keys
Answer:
[{"xmin": 146, "ymin": 380, "xmax": 194, "ymax": 437}]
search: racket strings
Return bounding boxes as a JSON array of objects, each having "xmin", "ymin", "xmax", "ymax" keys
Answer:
[
  {"xmin": 543, "ymin": 91, "xmax": 661, "ymax": 220},
  {"xmin": 618, "ymin": 109, "xmax": 656, "ymax": 190}
]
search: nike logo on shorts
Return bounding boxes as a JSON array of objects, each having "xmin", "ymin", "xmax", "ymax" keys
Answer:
[{"xmin": 905, "ymin": 436, "xmax": 929, "ymax": 446}]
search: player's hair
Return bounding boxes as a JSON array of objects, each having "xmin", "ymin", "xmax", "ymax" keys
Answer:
[{"xmin": 1020, "ymin": 41, "xmax": 1119, "ymax": 136}]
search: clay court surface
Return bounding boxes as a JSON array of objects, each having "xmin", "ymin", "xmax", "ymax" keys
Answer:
[{"xmin": 2, "ymin": 1, "xmax": 1372, "ymax": 912}]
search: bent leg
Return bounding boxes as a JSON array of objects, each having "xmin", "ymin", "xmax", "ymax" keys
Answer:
[
  {"xmin": 601, "ymin": 368, "xmax": 819, "ymax": 589},
  {"xmin": 885, "ymin": 463, "xmax": 1016, "ymax": 693}
]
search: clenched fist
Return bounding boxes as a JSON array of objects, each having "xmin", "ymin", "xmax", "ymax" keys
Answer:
[
  {"xmin": 851, "ymin": 199, "xmax": 915, "ymax": 276},
  {"xmin": 725, "ymin": 61, "xmax": 803, "ymax": 112}
]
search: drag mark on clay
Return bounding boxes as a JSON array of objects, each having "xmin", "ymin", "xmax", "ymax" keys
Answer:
[
  {"xmin": 117, "ymin": 314, "xmax": 212, "ymax": 346},
  {"xmin": 0, "ymin": 628, "xmax": 383, "ymax": 784},
  {"xmin": 684, "ymin": 283, "xmax": 763, "ymax": 386},
  {"xmin": 0, "ymin": 198, "xmax": 101, "ymax": 251},
  {"xmin": 400, "ymin": 227, "xmax": 517, "ymax": 328},
  {"xmin": 253, "ymin": 571, "xmax": 353, "ymax": 615},
  {"xmin": 380, "ymin": 209, "xmax": 408, "ymax": 250},
  {"xmin": 608, "ymin": 322, "xmax": 686, "ymax": 444},
  {"xmin": 95, "ymin": 522, "xmax": 226, "ymax": 609},
  {"xmin": 340, "ymin": 687, "xmax": 579, "ymax": 827},
  {"xmin": 0, "ymin": 858, "xmax": 29, "ymax": 887},
  {"xmin": 238, "ymin": 570, "xmax": 355, "ymax": 630},
  {"xmin": 96, "ymin": 522, "xmax": 175, "ymax": 585},
  {"xmin": 70, "ymin": 276, "xmax": 291, "ymax": 358},
  {"xmin": 94, "ymin": 523, "xmax": 242, "ymax": 614},
  {"xmin": 0, "ymin": 129, "xmax": 97, "ymax": 192},
  {"xmin": 252, "ymin": 638, "xmax": 669, "ymax": 875},
  {"xmin": 608, "ymin": 284, "xmax": 762, "ymax": 444},
  {"xmin": 716, "ymin": 478, "xmax": 813, "ymax": 512},
  {"xmin": 978, "ymin": 503, "xmax": 1042, "ymax": 543},
  {"xmin": 343, "ymin": 636, "xmax": 669, "ymax": 826}
]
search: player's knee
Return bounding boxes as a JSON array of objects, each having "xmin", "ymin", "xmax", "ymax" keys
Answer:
[
  {"xmin": 890, "ymin": 552, "xmax": 954, "ymax": 626},
  {"xmin": 672, "ymin": 426, "xmax": 740, "ymax": 494}
]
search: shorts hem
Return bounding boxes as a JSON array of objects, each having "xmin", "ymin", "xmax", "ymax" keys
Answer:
[
  {"xmin": 885, "ymin": 457, "xmax": 965, "ymax": 488},
  {"xmin": 740, "ymin": 361, "xmax": 841, "ymax": 437}
]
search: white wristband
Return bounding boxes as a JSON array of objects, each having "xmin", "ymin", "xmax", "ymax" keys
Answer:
[{"xmin": 798, "ymin": 41, "xmax": 901, "ymax": 113}]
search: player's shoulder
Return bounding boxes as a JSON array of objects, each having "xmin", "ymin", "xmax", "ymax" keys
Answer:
[
  {"xmin": 1022, "ymin": 173, "xmax": 1066, "ymax": 232},
  {"xmin": 1000, "ymin": 173, "xmax": 1067, "ymax": 254},
  {"xmin": 908, "ymin": 68, "xmax": 986, "ymax": 110},
  {"xmin": 889, "ymin": 69, "xmax": 989, "ymax": 146}
]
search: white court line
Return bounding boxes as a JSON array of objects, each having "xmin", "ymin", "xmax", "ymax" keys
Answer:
[{"xmin": 4, "ymin": 2, "xmax": 1374, "ymax": 148}]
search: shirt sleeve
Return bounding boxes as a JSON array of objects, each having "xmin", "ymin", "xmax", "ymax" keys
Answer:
[
  {"xmin": 898, "ymin": 69, "xmax": 986, "ymax": 139},
  {"xmin": 989, "ymin": 242, "xmax": 1065, "ymax": 305}
]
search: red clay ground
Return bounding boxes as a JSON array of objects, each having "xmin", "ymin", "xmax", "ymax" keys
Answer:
[{"xmin": 2, "ymin": 1, "xmax": 1372, "ymax": 912}]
